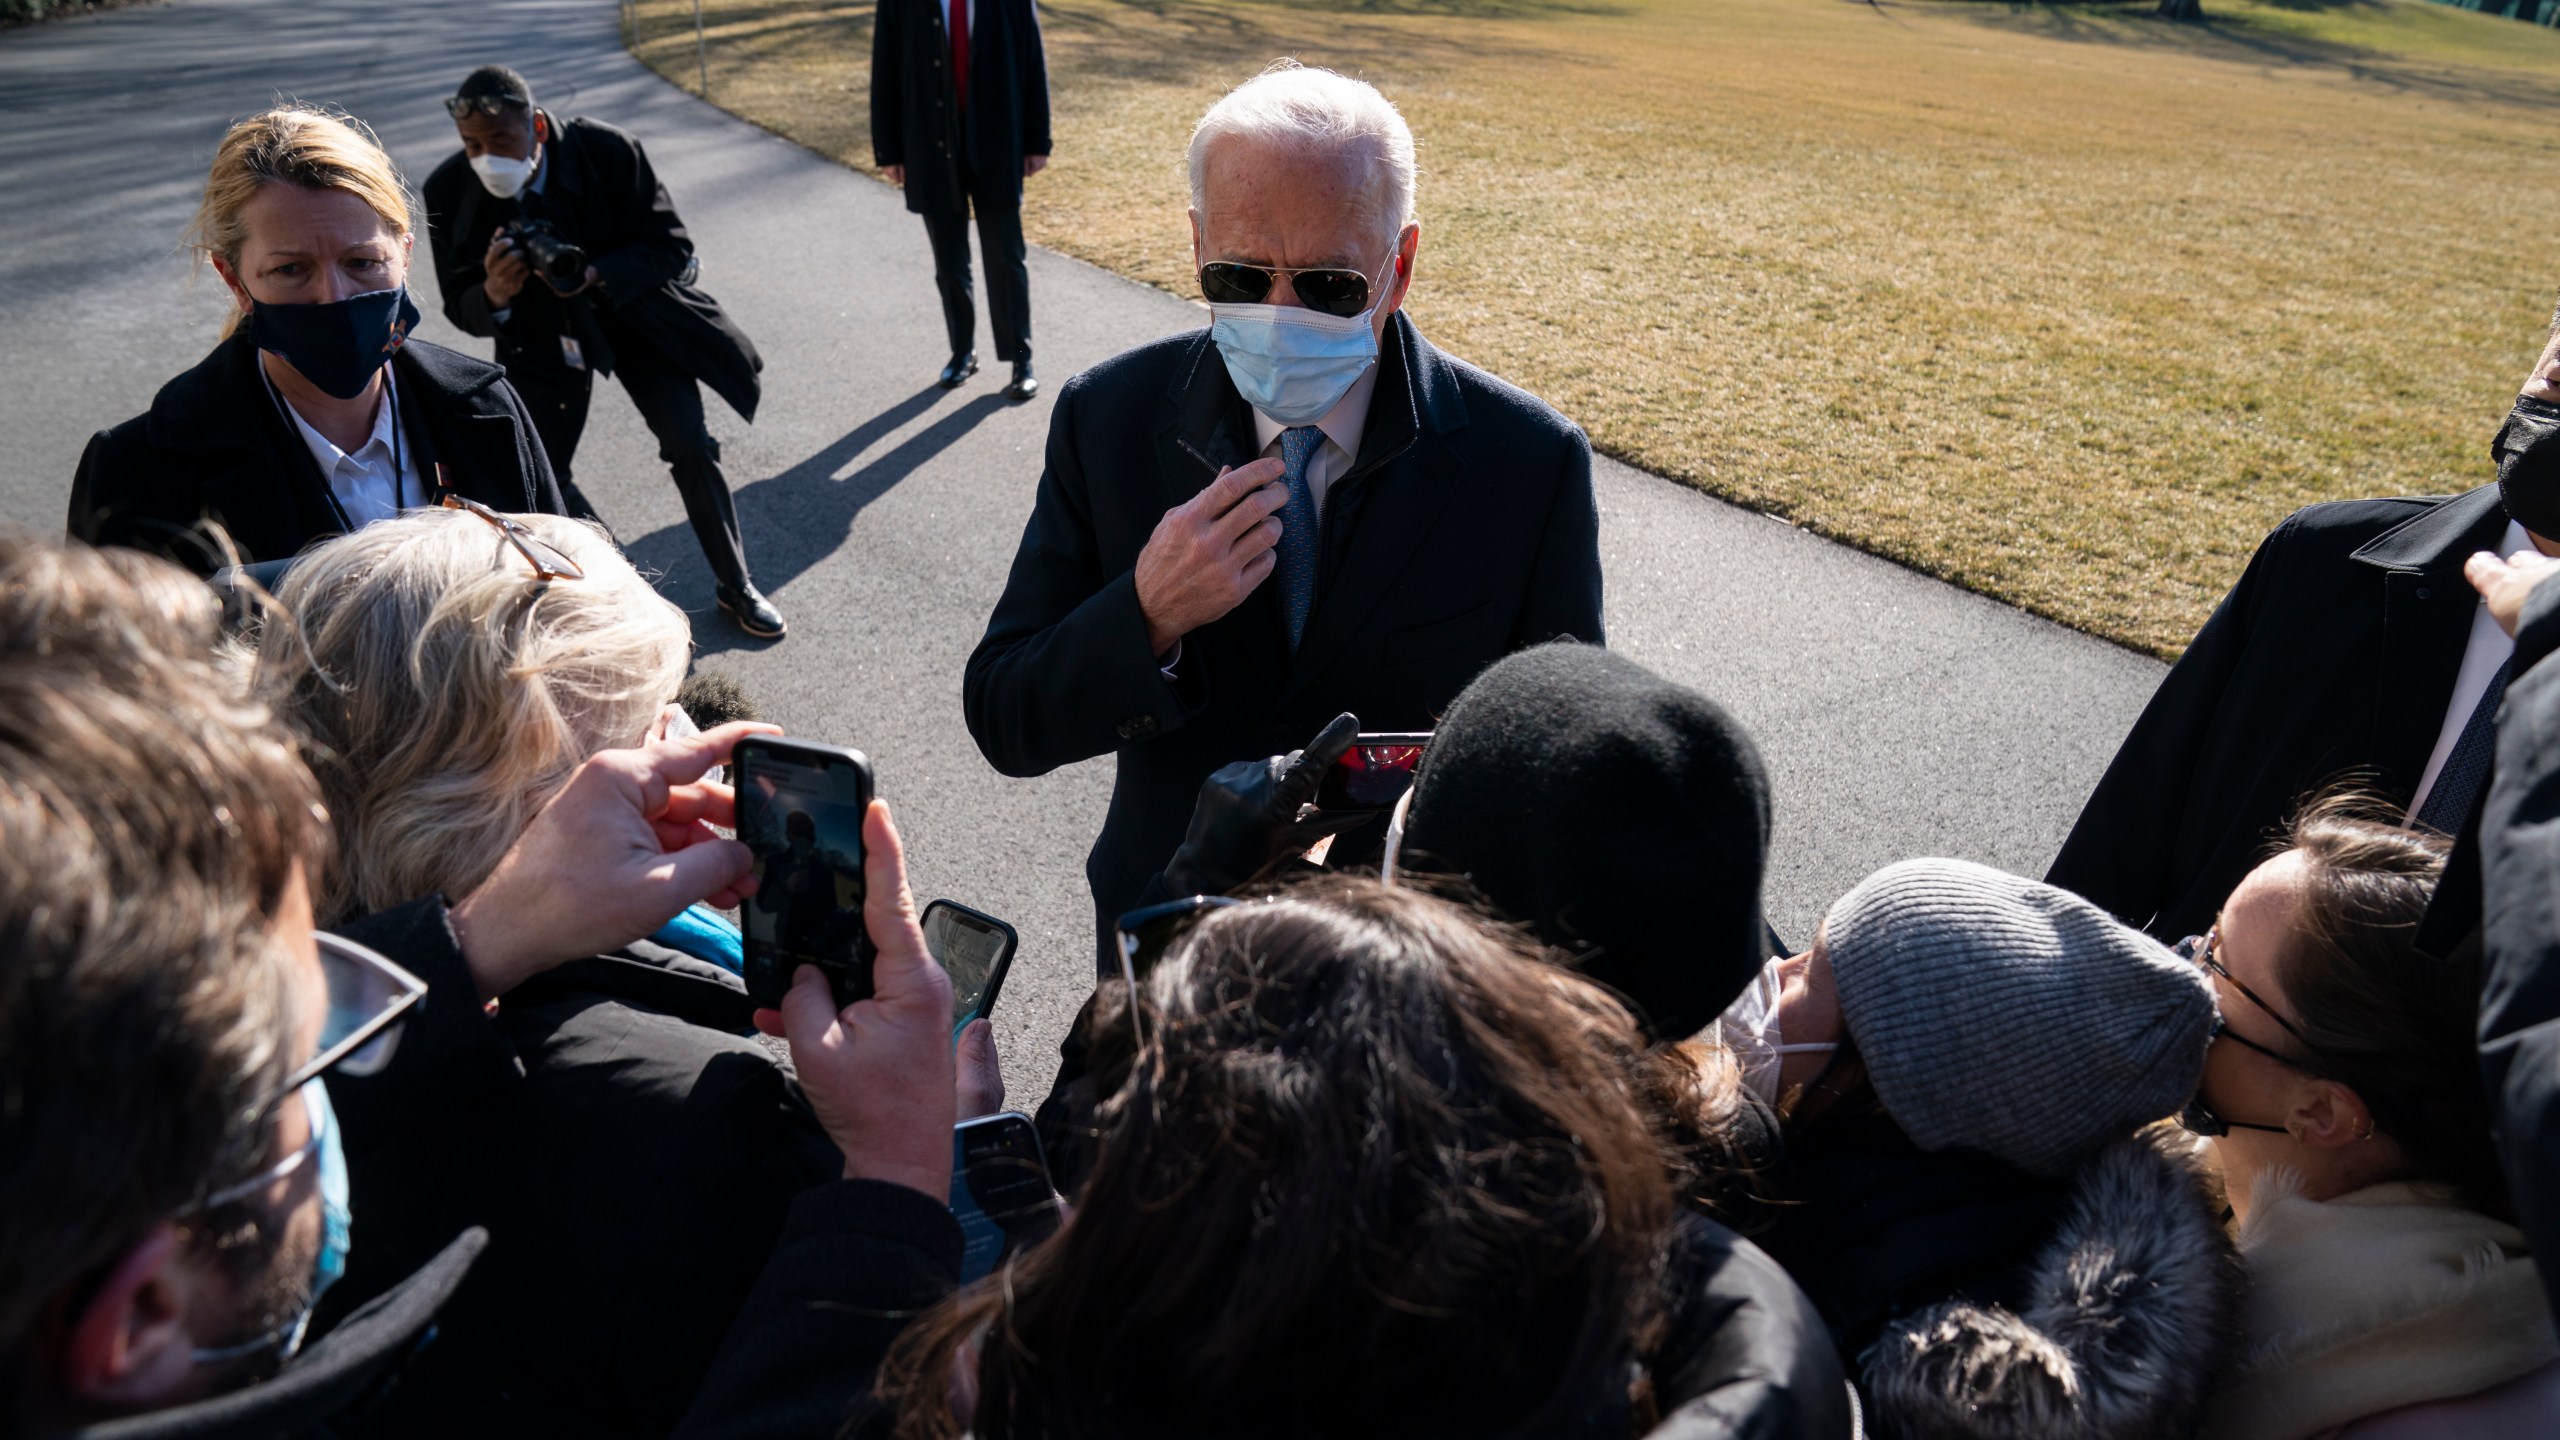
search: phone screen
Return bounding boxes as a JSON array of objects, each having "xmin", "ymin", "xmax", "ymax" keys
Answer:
[
  {"xmin": 737, "ymin": 743, "xmax": 870, "ymax": 1002},
  {"xmin": 951, "ymin": 1113, "xmax": 1061, "ymax": 1284},
  {"xmin": 923, "ymin": 903, "xmax": 1014, "ymax": 1025},
  {"xmin": 1317, "ymin": 734, "xmax": 1431, "ymax": 812}
]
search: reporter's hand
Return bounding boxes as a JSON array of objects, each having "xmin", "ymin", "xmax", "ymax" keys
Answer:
[
  {"xmin": 481, "ymin": 232, "xmax": 530, "ymax": 310},
  {"xmin": 2467, "ymin": 548, "xmax": 2560, "ymax": 637},
  {"xmin": 754, "ymin": 801, "xmax": 957, "ymax": 1198},
  {"xmin": 1023, "ymin": 154, "xmax": 1049, "ymax": 179},
  {"xmin": 1164, "ymin": 711, "xmax": 1364, "ymax": 895},
  {"xmin": 448, "ymin": 720, "xmax": 779, "ymax": 1001},
  {"xmin": 1133, "ymin": 459, "xmax": 1290, "ymax": 656},
  {"xmin": 883, "ymin": 163, "xmax": 906, "ymax": 187},
  {"xmin": 956, "ymin": 1017, "xmax": 1004, "ymax": 1120}
]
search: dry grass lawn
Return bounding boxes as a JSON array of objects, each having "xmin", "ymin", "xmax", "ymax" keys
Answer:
[{"xmin": 628, "ymin": 0, "xmax": 2560, "ymax": 656}]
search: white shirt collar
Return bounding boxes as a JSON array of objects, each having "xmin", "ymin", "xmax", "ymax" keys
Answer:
[{"xmin": 1251, "ymin": 360, "xmax": 1380, "ymax": 465}]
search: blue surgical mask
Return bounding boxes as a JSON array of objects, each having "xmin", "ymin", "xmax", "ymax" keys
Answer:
[
  {"xmin": 1210, "ymin": 302, "xmax": 1379, "ymax": 426},
  {"xmin": 191, "ymin": 1079, "xmax": 353, "ymax": 1368},
  {"xmin": 247, "ymin": 286, "xmax": 419, "ymax": 401}
]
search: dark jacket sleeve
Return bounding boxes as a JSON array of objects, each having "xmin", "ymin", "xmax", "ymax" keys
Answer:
[
  {"xmin": 962, "ymin": 376, "xmax": 1204, "ymax": 777},
  {"xmin": 1648, "ymin": 1217, "xmax": 1856, "ymax": 1440},
  {"xmin": 487, "ymin": 372, "xmax": 569, "ymax": 515},
  {"xmin": 1510, "ymin": 423, "xmax": 1604, "ymax": 648},
  {"xmin": 423, "ymin": 162, "xmax": 503, "ymax": 340},
  {"xmin": 588, "ymin": 128, "xmax": 694, "ymax": 304},
  {"xmin": 871, "ymin": 0, "xmax": 905, "ymax": 167},
  {"xmin": 2480, "ymin": 576, "xmax": 2560, "ymax": 1326},
  {"xmin": 1017, "ymin": 0, "xmax": 1051, "ymax": 156},
  {"xmin": 672, "ymin": 1178, "xmax": 964, "ymax": 1440},
  {"xmin": 2044, "ymin": 513, "xmax": 2293, "ymax": 929},
  {"xmin": 325, "ymin": 898, "xmax": 524, "ymax": 1145},
  {"xmin": 68, "ymin": 427, "xmax": 118, "ymax": 545}
]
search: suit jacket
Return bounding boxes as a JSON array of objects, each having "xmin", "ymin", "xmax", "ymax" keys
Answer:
[
  {"xmin": 871, "ymin": 0, "xmax": 1051, "ymax": 216},
  {"xmin": 67, "ymin": 332, "xmax": 562, "ymax": 574},
  {"xmin": 422, "ymin": 114, "xmax": 763, "ymax": 421},
  {"xmin": 2048, "ymin": 484, "xmax": 2509, "ymax": 941},
  {"xmin": 2481, "ymin": 575, "xmax": 2560, "ymax": 1327},
  {"xmin": 963, "ymin": 313, "xmax": 1605, "ymax": 956}
]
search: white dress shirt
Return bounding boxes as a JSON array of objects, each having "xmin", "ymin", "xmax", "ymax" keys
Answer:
[
  {"xmin": 1248, "ymin": 361, "xmax": 1380, "ymax": 523},
  {"xmin": 272, "ymin": 370, "xmax": 420, "ymax": 531},
  {"xmin": 2408, "ymin": 518, "xmax": 2530, "ymax": 817}
]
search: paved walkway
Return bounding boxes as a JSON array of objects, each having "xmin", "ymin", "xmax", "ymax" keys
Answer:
[{"xmin": 0, "ymin": 0, "xmax": 2166, "ymax": 1096}]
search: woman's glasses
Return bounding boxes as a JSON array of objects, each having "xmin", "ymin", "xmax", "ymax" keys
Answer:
[
  {"xmin": 1198, "ymin": 247, "xmax": 1398, "ymax": 319},
  {"xmin": 441, "ymin": 495, "xmax": 585, "ymax": 582},
  {"xmin": 2174, "ymin": 926, "xmax": 2330, "ymax": 1137},
  {"xmin": 1110, "ymin": 895, "xmax": 1245, "ymax": 1047}
]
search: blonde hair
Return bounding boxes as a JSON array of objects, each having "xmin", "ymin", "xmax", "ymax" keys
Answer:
[
  {"xmin": 1188, "ymin": 61, "xmax": 1418, "ymax": 252},
  {"xmin": 189, "ymin": 107, "xmax": 420, "ymax": 337},
  {"xmin": 261, "ymin": 509, "xmax": 690, "ymax": 923}
]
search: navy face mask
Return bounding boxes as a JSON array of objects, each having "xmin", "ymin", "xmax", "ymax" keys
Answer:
[
  {"xmin": 2495, "ymin": 396, "xmax": 2560, "ymax": 539},
  {"xmin": 247, "ymin": 286, "xmax": 420, "ymax": 401}
]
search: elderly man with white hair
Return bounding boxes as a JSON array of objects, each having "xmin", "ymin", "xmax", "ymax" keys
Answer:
[{"xmin": 964, "ymin": 60, "xmax": 1606, "ymax": 964}]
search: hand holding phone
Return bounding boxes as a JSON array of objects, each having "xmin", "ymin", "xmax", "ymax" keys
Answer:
[
  {"xmin": 1315, "ymin": 733, "xmax": 1431, "ymax": 813},
  {"xmin": 921, "ymin": 900, "xmax": 1020, "ymax": 1029}
]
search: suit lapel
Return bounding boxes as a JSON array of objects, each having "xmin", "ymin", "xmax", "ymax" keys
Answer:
[
  {"xmin": 1277, "ymin": 316, "xmax": 1459, "ymax": 705},
  {"xmin": 2351, "ymin": 484, "xmax": 2511, "ymax": 798}
]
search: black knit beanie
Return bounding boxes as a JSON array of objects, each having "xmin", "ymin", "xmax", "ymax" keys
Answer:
[{"xmin": 1401, "ymin": 642, "xmax": 1772, "ymax": 1041}]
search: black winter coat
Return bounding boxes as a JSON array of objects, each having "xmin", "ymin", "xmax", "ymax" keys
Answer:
[
  {"xmin": 2481, "ymin": 574, "xmax": 2560, "ymax": 1326},
  {"xmin": 68, "ymin": 333, "xmax": 563, "ymax": 574},
  {"xmin": 319, "ymin": 899, "xmax": 842, "ymax": 1439},
  {"xmin": 964, "ymin": 314, "xmax": 1605, "ymax": 959},
  {"xmin": 423, "ymin": 114, "xmax": 764, "ymax": 421},
  {"xmin": 871, "ymin": 0, "xmax": 1052, "ymax": 216},
  {"xmin": 2047, "ymin": 485, "xmax": 2508, "ymax": 942}
]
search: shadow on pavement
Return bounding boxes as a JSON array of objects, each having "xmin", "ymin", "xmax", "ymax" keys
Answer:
[{"xmin": 632, "ymin": 385, "xmax": 1010, "ymax": 649}]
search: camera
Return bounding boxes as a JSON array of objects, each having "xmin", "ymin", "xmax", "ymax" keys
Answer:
[{"xmin": 501, "ymin": 218, "xmax": 590, "ymax": 291}]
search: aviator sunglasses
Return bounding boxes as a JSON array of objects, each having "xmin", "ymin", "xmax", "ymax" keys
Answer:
[
  {"xmin": 442, "ymin": 494, "xmax": 586, "ymax": 583},
  {"xmin": 1198, "ymin": 246, "xmax": 1399, "ymax": 319}
]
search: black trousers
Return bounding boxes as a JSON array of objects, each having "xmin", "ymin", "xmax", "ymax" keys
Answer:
[
  {"xmin": 920, "ymin": 157, "xmax": 1031, "ymax": 364},
  {"xmin": 507, "ymin": 309, "xmax": 753, "ymax": 592}
]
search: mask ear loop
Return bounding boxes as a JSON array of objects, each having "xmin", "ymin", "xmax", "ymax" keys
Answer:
[{"xmin": 1380, "ymin": 786, "xmax": 1417, "ymax": 887}]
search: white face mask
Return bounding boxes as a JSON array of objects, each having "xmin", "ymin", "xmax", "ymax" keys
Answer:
[
  {"xmin": 471, "ymin": 144, "xmax": 539, "ymax": 199},
  {"xmin": 1716, "ymin": 956, "xmax": 1840, "ymax": 1108}
]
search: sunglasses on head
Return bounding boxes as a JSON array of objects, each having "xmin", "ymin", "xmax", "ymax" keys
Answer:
[
  {"xmin": 1198, "ymin": 246, "xmax": 1398, "ymax": 319},
  {"xmin": 445, "ymin": 94, "xmax": 529, "ymax": 119},
  {"xmin": 1110, "ymin": 895, "xmax": 1246, "ymax": 1048},
  {"xmin": 442, "ymin": 494, "xmax": 585, "ymax": 582}
]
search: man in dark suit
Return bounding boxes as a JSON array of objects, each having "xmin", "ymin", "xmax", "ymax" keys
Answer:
[
  {"xmin": 872, "ymin": 0, "xmax": 1050, "ymax": 401},
  {"xmin": 423, "ymin": 65, "xmax": 787, "ymax": 639},
  {"xmin": 963, "ymin": 63, "xmax": 1605, "ymax": 963},
  {"xmin": 2049, "ymin": 312, "xmax": 2560, "ymax": 945}
]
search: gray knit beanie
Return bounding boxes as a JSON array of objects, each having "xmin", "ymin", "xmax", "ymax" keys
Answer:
[{"xmin": 1822, "ymin": 858, "xmax": 2214, "ymax": 1180}]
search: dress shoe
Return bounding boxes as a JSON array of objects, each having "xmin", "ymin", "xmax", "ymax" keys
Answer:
[
  {"xmin": 716, "ymin": 583, "xmax": 787, "ymax": 640},
  {"xmin": 938, "ymin": 351, "xmax": 979, "ymax": 388},
  {"xmin": 1003, "ymin": 358, "xmax": 1039, "ymax": 403}
]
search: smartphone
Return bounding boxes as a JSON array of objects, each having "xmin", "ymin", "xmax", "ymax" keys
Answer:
[
  {"xmin": 733, "ymin": 737, "xmax": 875, "ymax": 1008},
  {"xmin": 922, "ymin": 899, "xmax": 1019, "ymax": 1030},
  {"xmin": 1315, "ymin": 733, "xmax": 1431, "ymax": 812},
  {"xmin": 951, "ymin": 1111, "xmax": 1063, "ymax": 1284}
]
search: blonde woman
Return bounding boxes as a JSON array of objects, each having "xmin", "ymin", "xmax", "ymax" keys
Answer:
[
  {"xmin": 70, "ymin": 106, "xmax": 562, "ymax": 575},
  {"xmin": 254, "ymin": 505, "xmax": 861, "ymax": 1433}
]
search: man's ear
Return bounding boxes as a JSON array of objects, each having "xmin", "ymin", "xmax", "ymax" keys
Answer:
[
  {"xmin": 533, "ymin": 110, "xmax": 549, "ymax": 147},
  {"xmin": 60, "ymin": 1226, "xmax": 201, "ymax": 1412},
  {"xmin": 2290, "ymin": 1078, "xmax": 2377, "ymax": 1151},
  {"xmin": 1381, "ymin": 222, "xmax": 1418, "ymax": 316}
]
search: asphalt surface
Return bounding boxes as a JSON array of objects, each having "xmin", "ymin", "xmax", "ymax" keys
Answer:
[{"xmin": 0, "ymin": 0, "xmax": 2168, "ymax": 1100}]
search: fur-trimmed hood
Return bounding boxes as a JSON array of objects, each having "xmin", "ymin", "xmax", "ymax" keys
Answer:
[{"xmin": 1858, "ymin": 1126, "xmax": 2239, "ymax": 1440}]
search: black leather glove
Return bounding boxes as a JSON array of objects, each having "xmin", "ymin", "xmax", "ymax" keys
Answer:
[{"xmin": 1162, "ymin": 712, "xmax": 1364, "ymax": 897}]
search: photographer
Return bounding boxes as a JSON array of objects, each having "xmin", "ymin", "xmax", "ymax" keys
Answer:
[{"xmin": 422, "ymin": 65, "xmax": 786, "ymax": 639}]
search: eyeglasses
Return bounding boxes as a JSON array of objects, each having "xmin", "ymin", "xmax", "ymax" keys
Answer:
[
  {"xmin": 441, "ymin": 494, "xmax": 585, "ymax": 582},
  {"xmin": 445, "ymin": 94, "xmax": 529, "ymax": 119},
  {"xmin": 1198, "ymin": 246, "xmax": 1399, "ymax": 319},
  {"xmin": 2174, "ymin": 926, "xmax": 2325, "ymax": 1138},
  {"xmin": 1111, "ymin": 895, "xmax": 1243, "ymax": 1047}
]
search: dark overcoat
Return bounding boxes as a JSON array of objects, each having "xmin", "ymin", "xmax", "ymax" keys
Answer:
[
  {"xmin": 962, "ymin": 313, "xmax": 1606, "ymax": 959},
  {"xmin": 422, "ymin": 114, "xmax": 763, "ymax": 421},
  {"xmin": 67, "ymin": 332, "xmax": 562, "ymax": 574},
  {"xmin": 2047, "ymin": 484, "xmax": 2508, "ymax": 941},
  {"xmin": 870, "ymin": 0, "xmax": 1052, "ymax": 217},
  {"xmin": 2481, "ymin": 574, "xmax": 2560, "ymax": 1327}
]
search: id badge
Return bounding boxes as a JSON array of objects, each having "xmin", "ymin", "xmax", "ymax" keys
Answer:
[{"xmin": 561, "ymin": 335, "xmax": 587, "ymax": 370}]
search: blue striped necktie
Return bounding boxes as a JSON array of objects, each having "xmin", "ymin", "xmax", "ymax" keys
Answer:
[
  {"xmin": 1276, "ymin": 426, "xmax": 1324, "ymax": 650},
  {"xmin": 2416, "ymin": 658, "xmax": 2511, "ymax": 834}
]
